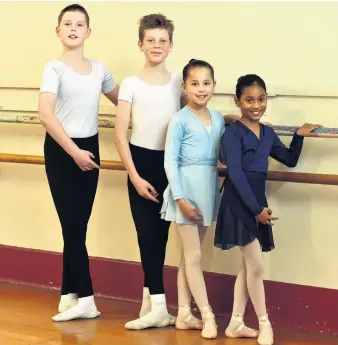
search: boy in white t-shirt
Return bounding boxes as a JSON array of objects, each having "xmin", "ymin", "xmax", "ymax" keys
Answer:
[
  {"xmin": 38, "ymin": 4, "xmax": 119, "ymax": 322},
  {"xmin": 116, "ymin": 13, "xmax": 184, "ymax": 331}
]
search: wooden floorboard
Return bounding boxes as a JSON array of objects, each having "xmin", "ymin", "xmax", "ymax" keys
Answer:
[{"xmin": 0, "ymin": 282, "xmax": 337, "ymax": 345}]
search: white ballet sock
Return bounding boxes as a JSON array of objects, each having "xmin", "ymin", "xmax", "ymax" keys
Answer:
[
  {"xmin": 139, "ymin": 287, "xmax": 151, "ymax": 317},
  {"xmin": 52, "ymin": 295, "xmax": 100, "ymax": 322},
  {"xmin": 60, "ymin": 293, "xmax": 77, "ymax": 302},
  {"xmin": 58, "ymin": 293, "xmax": 78, "ymax": 313},
  {"xmin": 149, "ymin": 294, "xmax": 168, "ymax": 317},
  {"xmin": 125, "ymin": 294, "xmax": 170, "ymax": 330}
]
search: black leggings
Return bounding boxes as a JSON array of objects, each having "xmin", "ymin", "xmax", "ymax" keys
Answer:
[
  {"xmin": 128, "ymin": 143, "xmax": 171, "ymax": 295},
  {"xmin": 44, "ymin": 133, "xmax": 100, "ymax": 298}
]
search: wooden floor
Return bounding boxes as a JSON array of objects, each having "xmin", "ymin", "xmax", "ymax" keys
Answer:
[{"xmin": 1, "ymin": 282, "xmax": 337, "ymax": 345}]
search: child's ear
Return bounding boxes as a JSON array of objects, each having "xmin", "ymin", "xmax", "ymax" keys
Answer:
[
  {"xmin": 56, "ymin": 26, "xmax": 60, "ymax": 37},
  {"xmin": 234, "ymin": 96, "xmax": 240, "ymax": 108},
  {"xmin": 138, "ymin": 40, "xmax": 144, "ymax": 51},
  {"xmin": 86, "ymin": 27, "xmax": 92, "ymax": 39}
]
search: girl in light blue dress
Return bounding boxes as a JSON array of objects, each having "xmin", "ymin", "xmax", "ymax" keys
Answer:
[{"xmin": 161, "ymin": 59, "xmax": 223, "ymax": 339}]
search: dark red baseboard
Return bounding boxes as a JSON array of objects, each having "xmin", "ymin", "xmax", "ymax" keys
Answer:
[{"xmin": 0, "ymin": 244, "xmax": 336, "ymax": 334}]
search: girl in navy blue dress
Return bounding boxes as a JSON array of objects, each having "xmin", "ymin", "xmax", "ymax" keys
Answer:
[{"xmin": 215, "ymin": 74, "xmax": 321, "ymax": 345}]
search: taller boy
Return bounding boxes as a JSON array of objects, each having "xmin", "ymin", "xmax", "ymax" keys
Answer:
[{"xmin": 115, "ymin": 14, "xmax": 181, "ymax": 330}]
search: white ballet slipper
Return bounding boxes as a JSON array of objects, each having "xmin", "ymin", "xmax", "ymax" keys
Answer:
[{"xmin": 125, "ymin": 313, "xmax": 171, "ymax": 330}]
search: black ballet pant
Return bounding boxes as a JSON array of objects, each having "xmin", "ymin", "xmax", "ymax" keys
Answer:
[
  {"xmin": 128, "ymin": 143, "xmax": 170, "ymax": 295},
  {"xmin": 44, "ymin": 133, "xmax": 100, "ymax": 298}
]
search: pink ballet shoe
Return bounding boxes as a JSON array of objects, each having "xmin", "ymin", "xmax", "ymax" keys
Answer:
[
  {"xmin": 176, "ymin": 313, "xmax": 203, "ymax": 330},
  {"xmin": 200, "ymin": 306, "xmax": 218, "ymax": 339},
  {"xmin": 258, "ymin": 315, "xmax": 274, "ymax": 345},
  {"xmin": 225, "ymin": 322, "xmax": 259, "ymax": 338}
]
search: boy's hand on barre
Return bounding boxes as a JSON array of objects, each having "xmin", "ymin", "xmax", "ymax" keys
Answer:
[
  {"xmin": 255, "ymin": 207, "xmax": 278, "ymax": 225},
  {"xmin": 176, "ymin": 199, "xmax": 202, "ymax": 222},
  {"xmin": 296, "ymin": 123, "xmax": 322, "ymax": 137}
]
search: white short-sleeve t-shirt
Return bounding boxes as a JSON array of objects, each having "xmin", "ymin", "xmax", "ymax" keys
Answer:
[
  {"xmin": 40, "ymin": 58, "xmax": 117, "ymax": 138},
  {"xmin": 118, "ymin": 72, "xmax": 183, "ymax": 150}
]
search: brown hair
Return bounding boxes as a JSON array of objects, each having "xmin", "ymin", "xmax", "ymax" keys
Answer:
[
  {"xmin": 138, "ymin": 14, "xmax": 174, "ymax": 42},
  {"xmin": 183, "ymin": 59, "xmax": 215, "ymax": 83},
  {"xmin": 58, "ymin": 4, "xmax": 90, "ymax": 27}
]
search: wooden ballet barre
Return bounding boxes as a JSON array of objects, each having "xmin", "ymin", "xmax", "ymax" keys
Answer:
[
  {"xmin": 1, "ymin": 153, "xmax": 338, "ymax": 186},
  {"xmin": 1, "ymin": 115, "xmax": 338, "ymax": 138},
  {"xmin": 272, "ymin": 125, "xmax": 338, "ymax": 138},
  {"xmin": 0, "ymin": 153, "xmax": 125, "ymax": 170},
  {"xmin": 219, "ymin": 168, "xmax": 338, "ymax": 185}
]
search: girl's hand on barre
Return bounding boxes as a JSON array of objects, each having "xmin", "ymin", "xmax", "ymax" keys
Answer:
[
  {"xmin": 296, "ymin": 123, "xmax": 322, "ymax": 137},
  {"xmin": 223, "ymin": 113, "xmax": 241, "ymax": 124}
]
